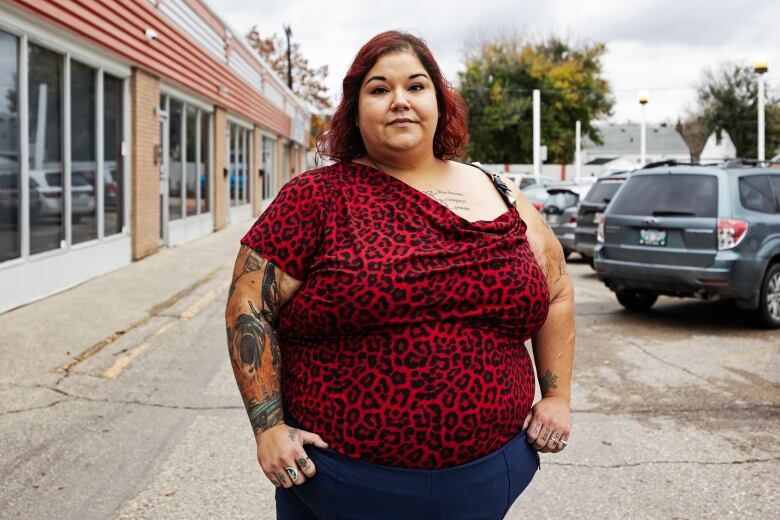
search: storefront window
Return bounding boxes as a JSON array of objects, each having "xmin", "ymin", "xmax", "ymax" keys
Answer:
[
  {"xmin": 0, "ymin": 31, "xmax": 19, "ymax": 263},
  {"xmin": 70, "ymin": 60, "xmax": 96, "ymax": 244},
  {"xmin": 199, "ymin": 112, "xmax": 209, "ymax": 213},
  {"xmin": 185, "ymin": 105, "xmax": 196, "ymax": 216},
  {"xmin": 104, "ymin": 74, "xmax": 123, "ymax": 236},
  {"xmin": 168, "ymin": 99, "xmax": 182, "ymax": 220},
  {"xmin": 28, "ymin": 43, "xmax": 63, "ymax": 255},
  {"xmin": 228, "ymin": 123, "xmax": 251, "ymax": 208}
]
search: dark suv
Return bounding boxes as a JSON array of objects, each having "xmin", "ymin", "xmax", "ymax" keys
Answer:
[
  {"xmin": 574, "ymin": 172, "xmax": 630, "ymax": 266},
  {"xmin": 594, "ymin": 163, "xmax": 780, "ymax": 328}
]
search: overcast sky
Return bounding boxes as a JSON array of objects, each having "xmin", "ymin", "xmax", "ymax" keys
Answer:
[{"xmin": 212, "ymin": 0, "xmax": 780, "ymax": 124}]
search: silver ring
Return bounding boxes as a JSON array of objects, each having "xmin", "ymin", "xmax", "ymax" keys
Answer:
[
  {"xmin": 560, "ymin": 439, "xmax": 568, "ymax": 447},
  {"xmin": 285, "ymin": 466, "xmax": 298, "ymax": 482}
]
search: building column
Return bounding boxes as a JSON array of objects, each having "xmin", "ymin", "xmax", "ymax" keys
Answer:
[
  {"xmin": 130, "ymin": 68, "xmax": 160, "ymax": 260},
  {"xmin": 213, "ymin": 107, "xmax": 228, "ymax": 230}
]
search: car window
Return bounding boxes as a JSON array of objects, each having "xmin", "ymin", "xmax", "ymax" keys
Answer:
[
  {"xmin": 609, "ymin": 174, "xmax": 718, "ymax": 217},
  {"xmin": 544, "ymin": 191, "xmax": 578, "ymax": 209},
  {"xmin": 770, "ymin": 175, "xmax": 780, "ymax": 213},
  {"xmin": 739, "ymin": 175, "xmax": 775, "ymax": 213},
  {"xmin": 584, "ymin": 180, "xmax": 623, "ymax": 204}
]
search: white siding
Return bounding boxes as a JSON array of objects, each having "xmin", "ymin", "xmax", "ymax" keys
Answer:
[{"xmin": 157, "ymin": 0, "xmax": 226, "ymax": 64}]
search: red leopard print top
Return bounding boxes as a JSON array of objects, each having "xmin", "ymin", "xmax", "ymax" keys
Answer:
[{"xmin": 240, "ymin": 161, "xmax": 550, "ymax": 469}]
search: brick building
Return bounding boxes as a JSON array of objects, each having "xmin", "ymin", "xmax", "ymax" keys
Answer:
[{"xmin": 0, "ymin": 0, "xmax": 310, "ymax": 313}]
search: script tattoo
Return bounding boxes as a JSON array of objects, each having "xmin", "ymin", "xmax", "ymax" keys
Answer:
[
  {"xmin": 540, "ymin": 370, "xmax": 559, "ymax": 396},
  {"xmin": 226, "ymin": 248, "xmax": 284, "ymax": 435},
  {"xmin": 422, "ymin": 189, "xmax": 471, "ymax": 212}
]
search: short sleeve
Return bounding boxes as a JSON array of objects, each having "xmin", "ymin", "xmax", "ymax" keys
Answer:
[{"xmin": 240, "ymin": 171, "xmax": 328, "ymax": 280}]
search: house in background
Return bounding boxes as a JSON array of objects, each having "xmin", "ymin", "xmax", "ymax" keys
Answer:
[
  {"xmin": 582, "ymin": 124, "xmax": 690, "ymax": 172},
  {"xmin": 700, "ymin": 130, "xmax": 737, "ymax": 163}
]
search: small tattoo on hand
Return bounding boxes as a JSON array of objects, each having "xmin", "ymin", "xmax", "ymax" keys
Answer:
[
  {"xmin": 288, "ymin": 428, "xmax": 297, "ymax": 442},
  {"xmin": 297, "ymin": 457, "xmax": 309, "ymax": 469}
]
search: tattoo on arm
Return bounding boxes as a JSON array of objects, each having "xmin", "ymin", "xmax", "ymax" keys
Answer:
[
  {"xmin": 226, "ymin": 250, "xmax": 285, "ymax": 435},
  {"xmin": 539, "ymin": 370, "xmax": 559, "ymax": 396}
]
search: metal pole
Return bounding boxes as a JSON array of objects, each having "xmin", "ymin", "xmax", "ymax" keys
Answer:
[
  {"xmin": 758, "ymin": 73, "xmax": 765, "ymax": 161},
  {"xmin": 640, "ymin": 104, "xmax": 647, "ymax": 166},
  {"xmin": 284, "ymin": 25, "xmax": 293, "ymax": 90},
  {"xmin": 575, "ymin": 120, "xmax": 581, "ymax": 182},
  {"xmin": 533, "ymin": 89, "xmax": 540, "ymax": 183}
]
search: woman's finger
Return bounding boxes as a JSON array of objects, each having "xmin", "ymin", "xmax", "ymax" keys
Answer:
[
  {"xmin": 300, "ymin": 430, "xmax": 329, "ymax": 449},
  {"xmin": 526, "ymin": 417, "xmax": 543, "ymax": 444},
  {"xmin": 282, "ymin": 460, "xmax": 307, "ymax": 486},
  {"xmin": 295, "ymin": 452, "xmax": 317, "ymax": 478},
  {"xmin": 274, "ymin": 468, "xmax": 293, "ymax": 489},
  {"xmin": 533, "ymin": 425, "xmax": 552, "ymax": 451}
]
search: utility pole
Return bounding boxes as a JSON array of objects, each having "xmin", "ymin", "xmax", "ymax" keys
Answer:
[{"xmin": 283, "ymin": 24, "xmax": 293, "ymax": 90}]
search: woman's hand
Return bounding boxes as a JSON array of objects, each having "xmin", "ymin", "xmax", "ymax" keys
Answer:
[
  {"xmin": 256, "ymin": 423, "xmax": 329, "ymax": 488},
  {"xmin": 523, "ymin": 397, "xmax": 571, "ymax": 453}
]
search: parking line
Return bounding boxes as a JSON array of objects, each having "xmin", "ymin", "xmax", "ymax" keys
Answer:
[
  {"xmin": 180, "ymin": 279, "xmax": 231, "ymax": 320},
  {"xmin": 712, "ymin": 345, "xmax": 780, "ymax": 363},
  {"xmin": 100, "ymin": 279, "xmax": 229, "ymax": 379}
]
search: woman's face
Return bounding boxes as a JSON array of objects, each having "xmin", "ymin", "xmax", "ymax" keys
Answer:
[{"xmin": 357, "ymin": 51, "xmax": 439, "ymax": 159}]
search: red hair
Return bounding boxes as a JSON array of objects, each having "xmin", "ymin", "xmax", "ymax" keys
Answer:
[{"xmin": 317, "ymin": 31, "xmax": 468, "ymax": 163}]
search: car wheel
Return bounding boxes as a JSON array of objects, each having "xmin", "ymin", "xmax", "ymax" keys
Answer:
[
  {"xmin": 562, "ymin": 247, "xmax": 571, "ymax": 260},
  {"xmin": 757, "ymin": 263, "xmax": 780, "ymax": 329},
  {"xmin": 587, "ymin": 256, "xmax": 595, "ymax": 270},
  {"xmin": 616, "ymin": 290, "xmax": 658, "ymax": 311}
]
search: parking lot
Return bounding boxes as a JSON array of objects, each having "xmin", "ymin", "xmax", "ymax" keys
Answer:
[{"xmin": 511, "ymin": 256, "xmax": 779, "ymax": 518}]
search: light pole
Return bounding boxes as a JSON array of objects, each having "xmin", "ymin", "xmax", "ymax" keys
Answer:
[
  {"xmin": 575, "ymin": 120, "xmax": 581, "ymax": 182},
  {"xmin": 533, "ymin": 89, "xmax": 541, "ymax": 183},
  {"xmin": 754, "ymin": 55, "xmax": 768, "ymax": 161},
  {"xmin": 638, "ymin": 90, "xmax": 649, "ymax": 166},
  {"xmin": 283, "ymin": 24, "xmax": 293, "ymax": 90}
]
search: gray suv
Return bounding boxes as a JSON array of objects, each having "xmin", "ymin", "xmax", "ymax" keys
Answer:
[
  {"xmin": 574, "ymin": 172, "xmax": 630, "ymax": 267},
  {"xmin": 594, "ymin": 163, "xmax": 780, "ymax": 328}
]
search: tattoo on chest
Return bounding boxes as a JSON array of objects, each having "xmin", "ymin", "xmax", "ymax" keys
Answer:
[{"xmin": 422, "ymin": 189, "xmax": 471, "ymax": 212}]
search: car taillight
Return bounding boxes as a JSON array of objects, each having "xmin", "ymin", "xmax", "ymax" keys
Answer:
[
  {"xmin": 533, "ymin": 203, "xmax": 543, "ymax": 212},
  {"xmin": 569, "ymin": 215, "xmax": 577, "ymax": 223},
  {"xmin": 105, "ymin": 183, "xmax": 115, "ymax": 193},
  {"xmin": 717, "ymin": 219, "xmax": 749, "ymax": 250},
  {"xmin": 596, "ymin": 215, "xmax": 606, "ymax": 243}
]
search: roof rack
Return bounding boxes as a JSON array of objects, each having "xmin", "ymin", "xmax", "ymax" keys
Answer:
[
  {"xmin": 640, "ymin": 159, "xmax": 718, "ymax": 169},
  {"xmin": 720, "ymin": 158, "xmax": 780, "ymax": 168}
]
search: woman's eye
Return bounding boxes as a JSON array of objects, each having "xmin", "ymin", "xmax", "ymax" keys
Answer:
[
  {"xmin": 409, "ymin": 84, "xmax": 424, "ymax": 91},
  {"xmin": 371, "ymin": 87, "xmax": 389, "ymax": 95}
]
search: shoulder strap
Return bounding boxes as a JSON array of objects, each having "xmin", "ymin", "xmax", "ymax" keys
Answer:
[{"xmin": 469, "ymin": 162, "xmax": 517, "ymax": 209}]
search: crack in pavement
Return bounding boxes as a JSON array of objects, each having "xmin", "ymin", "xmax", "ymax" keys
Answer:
[
  {"xmin": 546, "ymin": 457, "xmax": 780, "ymax": 468},
  {"xmin": 0, "ymin": 385, "xmax": 241, "ymax": 417},
  {"xmin": 571, "ymin": 403, "xmax": 779, "ymax": 416}
]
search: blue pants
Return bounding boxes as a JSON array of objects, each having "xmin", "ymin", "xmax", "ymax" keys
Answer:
[{"xmin": 276, "ymin": 415, "xmax": 540, "ymax": 520}]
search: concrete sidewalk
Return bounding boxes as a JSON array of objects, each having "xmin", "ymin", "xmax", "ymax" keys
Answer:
[{"xmin": 0, "ymin": 220, "xmax": 251, "ymax": 392}]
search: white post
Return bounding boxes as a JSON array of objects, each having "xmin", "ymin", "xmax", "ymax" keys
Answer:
[
  {"xmin": 758, "ymin": 73, "xmax": 765, "ymax": 161},
  {"xmin": 34, "ymin": 84, "xmax": 47, "ymax": 172},
  {"xmin": 638, "ymin": 90, "xmax": 649, "ymax": 167},
  {"xmin": 533, "ymin": 89, "xmax": 540, "ymax": 183},
  {"xmin": 575, "ymin": 120, "xmax": 581, "ymax": 182},
  {"xmin": 640, "ymin": 105, "xmax": 646, "ymax": 166}
]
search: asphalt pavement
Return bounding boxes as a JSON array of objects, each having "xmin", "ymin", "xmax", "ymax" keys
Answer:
[{"xmin": 0, "ymin": 221, "xmax": 778, "ymax": 519}]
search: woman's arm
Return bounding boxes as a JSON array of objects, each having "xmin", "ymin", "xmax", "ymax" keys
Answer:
[
  {"xmin": 505, "ymin": 179, "xmax": 576, "ymax": 453},
  {"xmin": 225, "ymin": 245, "xmax": 327, "ymax": 487}
]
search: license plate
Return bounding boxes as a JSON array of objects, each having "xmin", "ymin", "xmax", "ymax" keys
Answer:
[
  {"xmin": 593, "ymin": 212, "xmax": 602, "ymax": 224},
  {"xmin": 639, "ymin": 229, "xmax": 667, "ymax": 246}
]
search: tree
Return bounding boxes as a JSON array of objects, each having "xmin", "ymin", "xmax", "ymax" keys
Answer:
[
  {"xmin": 675, "ymin": 114, "xmax": 710, "ymax": 163},
  {"xmin": 458, "ymin": 36, "xmax": 614, "ymax": 164},
  {"xmin": 696, "ymin": 62, "xmax": 780, "ymax": 159},
  {"xmin": 246, "ymin": 27, "xmax": 331, "ymax": 147}
]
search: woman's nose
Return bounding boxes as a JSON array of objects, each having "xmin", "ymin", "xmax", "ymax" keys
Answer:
[{"xmin": 390, "ymin": 88, "xmax": 410, "ymax": 110}]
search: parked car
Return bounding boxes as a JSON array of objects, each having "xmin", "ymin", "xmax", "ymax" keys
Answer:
[
  {"xmin": 27, "ymin": 169, "xmax": 96, "ymax": 222},
  {"xmin": 574, "ymin": 172, "xmax": 630, "ymax": 267},
  {"xmin": 542, "ymin": 187, "xmax": 580, "ymax": 258},
  {"xmin": 593, "ymin": 163, "xmax": 780, "ymax": 328},
  {"xmin": 521, "ymin": 184, "xmax": 550, "ymax": 211}
]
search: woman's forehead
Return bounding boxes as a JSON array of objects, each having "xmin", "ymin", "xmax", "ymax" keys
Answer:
[{"xmin": 365, "ymin": 52, "xmax": 426, "ymax": 78}]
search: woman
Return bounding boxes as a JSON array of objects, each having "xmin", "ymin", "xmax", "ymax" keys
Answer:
[{"xmin": 225, "ymin": 30, "xmax": 574, "ymax": 519}]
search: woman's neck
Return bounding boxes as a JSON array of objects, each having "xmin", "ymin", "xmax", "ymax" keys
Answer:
[{"xmin": 360, "ymin": 151, "xmax": 444, "ymax": 178}]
